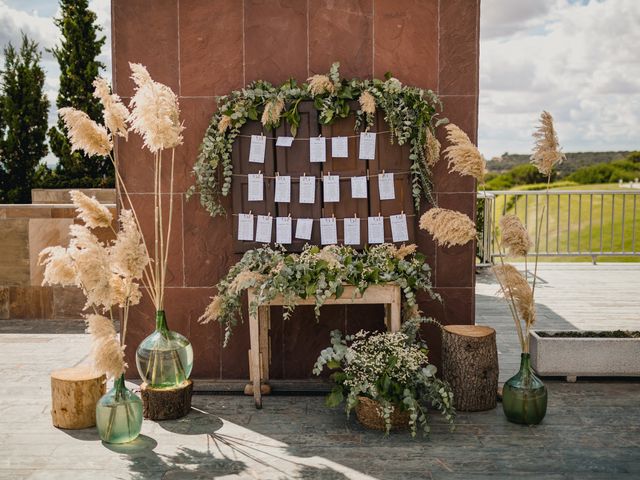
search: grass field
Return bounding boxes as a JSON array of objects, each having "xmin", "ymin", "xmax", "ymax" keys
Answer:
[{"xmin": 488, "ymin": 183, "xmax": 640, "ymax": 263}]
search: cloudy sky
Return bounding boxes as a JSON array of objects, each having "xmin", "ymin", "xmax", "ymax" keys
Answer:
[{"xmin": 1, "ymin": 0, "xmax": 638, "ymax": 161}]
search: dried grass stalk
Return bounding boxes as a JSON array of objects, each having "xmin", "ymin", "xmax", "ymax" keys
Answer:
[
  {"xmin": 492, "ymin": 264, "xmax": 535, "ymax": 327},
  {"xmin": 86, "ymin": 314, "xmax": 126, "ymax": 379},
  {"xmin": 110, "ymin": 209, "xmax": 148, "ymax": 279},
  {"xmin": 307, "ymin": 74, "xmax": 335, "ymax": 96},
  {"xmin": 93, "ymin": 77, "xmax": 129, "ymax": 139},
  {"xmin": 218, "ymin": 114, "xmax": 231, "ymax": 133},
  {"xmin": 39, "ymin": 246, "xmax": 77, "ymax": 286},
  {"xmin": 499, "ymin": 214, "xmax": 532, "ymax": 257},
  {"xmin": 443, "ymin": 124, "xmax": 485, "ymax": 182},
  {"xmin": 70, "ymin": 190, "xmax": 113, "ymax": 229},
  {"xmin": 128, "ymin": 63, "xmax": 184, "ymax": 152},
  {"xmin": 59, "ymin": 107, "xmax": 112, "ymax": 156},
  {"xmin": 395, "ymin": 243, "xmax": 417, "ymax": 260},
  {"xmin": 358, "ymin": 91, "xmax": 376, "ymax": 114},
  {"xmin": 425, "ymin": 128, "xmax": 441, "ymax": 168},
  {"xmin": 199, "ymin": 295, "xmax": 223, "ymax": 324},
  {"xmin": 261, "ymin": 98, "xmax": 285, "ymax": 127},
  {"xmin": 531, "ymin": 110, "xmax": 564, "ymax": 176},
  {"xmin": 419, "ymin": 208, "xmax": 476, "ymax": 247}
]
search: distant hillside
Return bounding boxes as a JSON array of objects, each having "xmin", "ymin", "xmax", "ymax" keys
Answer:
[{"xmin": 487, "ymin": 151, "xmax": 632, "ymax": 176}]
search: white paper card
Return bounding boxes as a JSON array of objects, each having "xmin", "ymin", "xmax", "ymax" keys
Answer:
[
  {"xmin": 274, "ymin": 175, "xmax": 291, "ymax": 203},
  {"xmin": 323, "ymin": 175, "xmax": 340, "ymax": 203},
  {"xmin": 368, "ymin": 216, "xmax": 385, "ymax": 244},
  {"xmin": 390, "ymin": 214, "xmax": 409, "ymax": 242},
  {"xmin": 255, "ymin": 215, "xmax": 273, "ymax": 243},
  {"xmin": 320, "ymin": 217, "xmax": 338, "ymax": 245},
  {"xmin": 276, "ymin": 217, "xmax": 292, "ymax": 245},
  {"xmin": 237, "ymin": 213, "xmax": 254, "ymax": 241},
  {"xmin": 332, "ymin": 136, "xmax": 348, "ymax": 158},
  {"xmin": 247, "ymin": 173, "xmax": 263, "ymax": 201},
  {"xmin": 276, "ymin": 136, "xmax": 294, "ymax": 147},
  {"xmin": 359, "ymin": 132, "xmax": 376, "ymax": 160},
  {"xmin": 343, "ymin": 217, "xmax": 361, "ymax": 245},
  {"xmin": 249, "ymin": 135, "xmax": 266, "ymax": 163},
  {"xmin": 351, "ymin": 176, "xmax": 368, "ymax": 199},
  {"xmin": 378, "ymin": 172, "xmax": 396, "ymax": 201},
  {"xmin": 298, "ymin": 175, "xmax": 316, "ymax": 204},
  {"xmin": 309, "ymin": 137, "xmax": 326, "ymax": 163},
  {"xmin": 295, "ymin": 218, "xmax": 313, "ymax": 240}
]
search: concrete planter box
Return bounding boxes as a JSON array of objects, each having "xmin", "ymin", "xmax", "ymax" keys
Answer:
[{"xmin": 530, "ymin": 330, "xmax": 640, "ymax": 381}]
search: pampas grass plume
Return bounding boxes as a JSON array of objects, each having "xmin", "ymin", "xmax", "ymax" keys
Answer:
[
  {"xmin": 199, "ymin": 295, "xmax": 223, "ymax": 324},
  {"xmin": 425, "ymin": 128, "xmax": 441, "ymax": 168},
  {"xmin": 531, "ymin": 110, "xmax": 564, "ymax": 176},
  {"xmin": 93, "ymin": 77, "xmax": 129, "ymax": 139},
  {"xmin": 261, "ymin": 98, "xmax": 285, "ymax": 127},
  {"xmin": 39, "ymin": 246, "xmax": 77, "ymax": 287},
  {"xmin": 128, "ymin": 63, "xmax": 184, "ymax": 152},
  {"xmin": 307, "ymin": 74, "xmax": 335, "ymax": 96},
  {"xmin": 443, "ymin": 124, "xmax": 485, "ymax": 182},
  {"xmin": 86, "ymin": 314, "xmax": 126, "ymax": 379},
  {"xmin": 359, "ymin": 91, "xmax": 376, "ymax": 114},
  {"xmin": 492, "ymin": 264, "xmax": 535, "ymax": 327},
  {"xmin": 419, "ymin": 208, "xmax": 476, "ymax": 247},
  {"xmin": 500, "ymin": 214, "xmax": 532, "ymax": 257},
  {"xmin": 70, "ymin": 190, "xmax": 113, "ymax": 229},
  {"xmin": 59, "ymin": 107, "xmax": 112, "ymax": 157}
]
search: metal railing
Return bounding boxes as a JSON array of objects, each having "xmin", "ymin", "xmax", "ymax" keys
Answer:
[{"xmin": 478, "ymin": 190, "xmax": 640, "ymax": 263}]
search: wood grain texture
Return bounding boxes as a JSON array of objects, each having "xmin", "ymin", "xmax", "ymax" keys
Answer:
[{"xmin": 50, "ymin": 365, "xmax": 105, "ymax": 429}]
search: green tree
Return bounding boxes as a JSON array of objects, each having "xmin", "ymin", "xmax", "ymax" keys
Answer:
[
  {"xmin": 47, "ymin": 0, "xmax": 113, "ymax": 187},
  {"xmin": 0, "ymin": 34, "xmax": 50, "ymax": 203}
]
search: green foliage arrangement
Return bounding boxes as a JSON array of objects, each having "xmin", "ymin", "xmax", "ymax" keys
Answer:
[
  {"xmin": 313, "ymin": 329, "xmax": 455, "ymax": 437},
  {"xmin": 567, "ymin": 159, "xmax": 640, "ymax": 184},
  {"xmin": 190, "ymin": 63, "xmax": 447, "ymax": 216},
  {"xmin": 46, "ymin": 0, "xmax": 113, "ymax": 188},
  {"xmin": 199, "ymin": 243, "xmax": 438, "ymax": 345},
  {"xmin": 0, "ymin": 34, "xmax": 49, "ymax": 203}
]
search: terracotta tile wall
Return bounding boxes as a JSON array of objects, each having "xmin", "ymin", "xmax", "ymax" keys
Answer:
[{"xmin": 112, "ymin": 0, "xmax": 480, "ymax": 379}]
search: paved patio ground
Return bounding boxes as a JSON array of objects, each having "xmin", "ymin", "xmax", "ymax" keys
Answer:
[{"xmin": 1, "ymin": 264, "xmax": 639, "ymax": 479}]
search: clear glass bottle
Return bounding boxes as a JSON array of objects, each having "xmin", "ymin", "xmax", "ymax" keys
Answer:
[
  {"xmin": 95, "ymin": 374, "xmax": 143, "ymax": 443},
  {"xmin": 502, "ymin": 353, "xmax": 548, "ymax": 425},
  {"xmin": 135, "ymin": 311, "xmax": 193, "ymax": 388}
]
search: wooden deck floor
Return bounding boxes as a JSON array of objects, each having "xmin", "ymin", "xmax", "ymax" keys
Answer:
[{"xmin": 1, "ymin": 264, "xmax": 639, "ymax": 479}]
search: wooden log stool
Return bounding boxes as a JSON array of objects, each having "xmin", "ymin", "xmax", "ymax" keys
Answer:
[
  {"xmin": 141, "ymin": 380, "xmax": 193, "ymax": 420},
  {"xmin": 51, "ymin": 365, "xmax": 106, "ymax": 429},
  {"xmin": 442, "ymin": 325, "xmax": 498, "ymax": 412}
]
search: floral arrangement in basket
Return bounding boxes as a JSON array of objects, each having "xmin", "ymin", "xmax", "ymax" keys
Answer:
[
  {"xmin": 313, "ymin": 328, "xmax": 455, "ymax": 437},
  {"xmin": 190, "ymin": 62, "xmax": 447, "ymax": 215},
  {"xmin": 199, "ymin": 243, "xmax": 438, "ymax": 345}
]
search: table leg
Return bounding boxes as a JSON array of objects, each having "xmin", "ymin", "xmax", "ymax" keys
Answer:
[
  {"xmin": 390, "ymin": 287, "xmax": 401, "ymax": 333},
  {"xmin": 249, "ymin": 302, "xmax": 262, "ymax": 409},
  {"xmin": 259, "ymin": 305, "xmax": 270, "ymax": 382}
]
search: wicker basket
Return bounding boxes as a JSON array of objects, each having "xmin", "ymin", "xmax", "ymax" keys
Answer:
[{"xmin": 354, "ymin": 396, "xmax": 410, "ymax": 431}]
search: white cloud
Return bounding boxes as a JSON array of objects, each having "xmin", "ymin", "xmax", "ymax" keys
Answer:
[{"xmin": 479, "ymin": 0, "xmax": 640, "ymax": 157}]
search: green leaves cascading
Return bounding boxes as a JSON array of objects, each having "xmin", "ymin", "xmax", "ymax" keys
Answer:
[{"xmin": 189, "ymin": 63, "xmax": 448, "ymax": 216}]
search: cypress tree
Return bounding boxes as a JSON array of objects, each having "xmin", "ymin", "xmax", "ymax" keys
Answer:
[
  {"xmin": 48, "ymin": 0, "xmax": 113, "ymax": 187},
  {"xmin": 0, "ymin": 34, "xmax": 50, "ymax": 203}
]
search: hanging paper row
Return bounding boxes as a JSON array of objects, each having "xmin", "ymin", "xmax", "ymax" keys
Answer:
[
  {"xmin": 247, "ymin": 173, "xmax": 396, "ymax": 203},
  {"xmin": 249, "ymin": 132, "xmax": 377, "ymax": 163},
  {"xmin": 237, "ymin": 213, "xmax": 409, "ymax": 245}
]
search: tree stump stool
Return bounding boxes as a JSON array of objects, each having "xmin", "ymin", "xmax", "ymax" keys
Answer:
[
  {"xmin": 51, "ymin": 365, "xmax": 106, "ymax": 429},
  {"xmin": 442, "ymin": 325, "xmax": 498, "ymax": 412},
  {"xmin": 141, "ymin": 380, "xmax": 193, "ymax": 420}
]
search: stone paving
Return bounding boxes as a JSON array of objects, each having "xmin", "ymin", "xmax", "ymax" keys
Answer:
[{"xmin": 1, "ymin": 264, "xmax": 639, "ymax": 479}]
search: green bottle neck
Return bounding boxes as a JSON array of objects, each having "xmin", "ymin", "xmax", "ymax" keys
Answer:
[
  {"xmin": 113, "ymin": 373, "xmax": 126, "ymax": 398},
  {"xmin": 156, "ymin": 310, "xmax": 169, "ymax": 333},
  {"xmin": 519, "ymin": 353, "xmax": 532, "ymax": 369}
]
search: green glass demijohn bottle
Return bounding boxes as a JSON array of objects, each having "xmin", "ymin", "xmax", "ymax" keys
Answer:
[
  {"xmin": 502, "ymin": 353, "xmax": 548, "ymax": 425},
  {"xmin": 95, "ymin": 374, "xmax": 143, "ymax": 443},
  {"xmin": 135, "ymin": 311, "xmax": 193, "ymax": 388}
]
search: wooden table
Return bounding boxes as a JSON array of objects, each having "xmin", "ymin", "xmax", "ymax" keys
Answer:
[{"xmin": 246, "ymin": 284, "xmax": 402, "ymax": 408}]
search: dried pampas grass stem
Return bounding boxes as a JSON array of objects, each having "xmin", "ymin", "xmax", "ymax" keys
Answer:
[
  {"xmin": 59, "ymin": 107, "xmax": 112, "ymax": 157},
  {"xmin": 86, "ymin": 314, "xmax": 126, "ymax": 380},
  {"xmin": 443, "ymin": 124, "xmax": 485, "ymax": 182},
  {"xmin": 531, "ymin": 110, "xmax": 564, "ymax": 176},
  {"xmin": 499, "ymin": 215, "xmax": 532, "ymax": 257},
  {"xmin": 419, "ymin": 208, "xmax": 476, "ymax": 247}
]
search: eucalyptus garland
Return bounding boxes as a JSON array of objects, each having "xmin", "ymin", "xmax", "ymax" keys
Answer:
[
  {"xmin": 199, "ymin": 243, "xmax": 439, "ymax": 346},
  {"xmin": 189, "ymin": 63, "xmax": 447, "ymax": 216}
]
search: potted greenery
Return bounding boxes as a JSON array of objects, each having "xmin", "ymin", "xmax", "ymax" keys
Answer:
[{"xmin": 313, "ymin": 328, "xmax": 455, "ymax": 437}]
